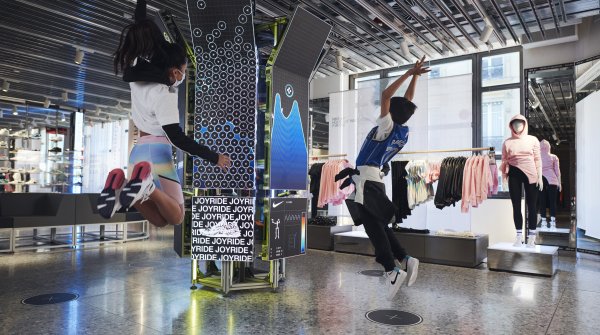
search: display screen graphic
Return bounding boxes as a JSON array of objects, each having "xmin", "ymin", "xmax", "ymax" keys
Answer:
[
  {"xmin": 191, "ymin": 196, "xmax": 255, "ymax": 261},
  {"xmin": 268, "ymin": 8, "xmax": 331, "ymax": 190},
  {"xmin": 187, "ymin": 0, "xmax": 257, "ymax": 190},
  {"xmin": 268, "ymin": 198, "xmax": 308, "ymax": 260}
]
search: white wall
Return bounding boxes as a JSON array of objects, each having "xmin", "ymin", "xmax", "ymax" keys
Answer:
[
  {"xmin": 471, "ymin": 199, "xmax": 524, "ymax": 246},
  {"xmin": 576, "ymin": 89, "xmax": 600, "ymax": 239},
  {"xmin": 523, "ymin": 17, "xmax": 600, "ymax": 69},
  {"xmin": 310, "ymin": 73, "xmax": 349, "ymax": 99}
]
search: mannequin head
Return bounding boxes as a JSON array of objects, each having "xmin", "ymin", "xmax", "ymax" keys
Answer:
[
  {"xmin": 510, "ymin": 119, "xmax": 526, "ymax": 134},
  {"xmin": 389, "ymin": 97, "xmax": 417, "ymax": 125}
]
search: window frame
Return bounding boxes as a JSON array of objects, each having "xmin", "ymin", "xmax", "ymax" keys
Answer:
[{"xmin": 349, "ymin": 46, "xmax": 523, "ymax": 198}]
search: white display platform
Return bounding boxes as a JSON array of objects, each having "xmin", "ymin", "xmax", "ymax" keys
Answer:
[
  {"xmin": 487, "ymin": 242, "xmax": 558, "ymax": 276},
  {"xmin": 539, "ymin": 227, "xmax": 570, "ymax": 234},
  {"xmin": 335, "ymin": 230, "xmax": 368, "ymax": 238}
]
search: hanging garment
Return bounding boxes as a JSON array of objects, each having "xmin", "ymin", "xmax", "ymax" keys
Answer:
[
  {"xmin": 435, "ymin": 157, "xmax": 467, "ymax": 209},
  {"xmin": 405, "ymin": 160, "xmax": 431, "ymax": 209},
  {"xmin": 308, "ymin": 163, "xmax": 325, "ymax": 217},
  {"xmin": 489, "ymin": 160, "xmax": 499, "ymax": 196},
  {"xmin": 318, "ymin": 159, "xmax": 355, "ymax": 207},
  {"xmin": 391, "ymin": 161, "xmax": 412, "ymax": 224}
]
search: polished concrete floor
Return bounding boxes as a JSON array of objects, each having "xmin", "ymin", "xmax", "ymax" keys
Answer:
[{"xmin": 1, "ymin": 228, "xmax": 600, "ymax": 335}]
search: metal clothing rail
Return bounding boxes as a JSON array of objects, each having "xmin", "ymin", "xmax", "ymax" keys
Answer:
[
  {"xmin": 310, "ymin": 153, "xmax": 347, "ymax": 160},
  {"xmin": 394, "ymin": 146, "xmax": 495, "ymax": 156}
]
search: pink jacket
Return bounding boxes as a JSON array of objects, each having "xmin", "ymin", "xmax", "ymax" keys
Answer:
[
  {"xmin": 500, "ymin": 114, "xmax": 541, "ymax": 184},
  {"xmin": 461, "ymin": 155, "xmax": 496, "ymax": 213},
  {"xmin": 318, "ymin": 159, "xmax": 355, "ymax": 207},
  {"xmin": 540, "ymin": 139, "xmax": 561, "ymax": 186}
]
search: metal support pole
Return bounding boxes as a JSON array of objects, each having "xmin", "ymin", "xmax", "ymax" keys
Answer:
[{"xmin": 100, "ymin": 224, "xmax": 105, "ymax": 240}]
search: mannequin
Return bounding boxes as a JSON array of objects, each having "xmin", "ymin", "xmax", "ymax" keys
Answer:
[
  {"xmin": 500, "ymin": 115, "xmax": 543, "ymax": 247},
  {"xmin": 539, "ymin": 139, "xmax": 561, "ymax": 230}
]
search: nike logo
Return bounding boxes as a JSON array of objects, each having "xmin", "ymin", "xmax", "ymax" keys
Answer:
[
  {"xmin": 273, "ymin": 201, "xmax": 284, "ymax": 208},
  {"xmin": 390, "ymin": 272, "xmax": 399, "ymax": 285}
]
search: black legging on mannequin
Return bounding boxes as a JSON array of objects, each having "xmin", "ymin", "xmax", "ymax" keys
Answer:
[
  {"xmin": 508, "ymin": 165, "xmax": 538, "ymax": 231},
  {"xmin": 538, "ymin": 177, "xmax": 558, "ymax": 218}
]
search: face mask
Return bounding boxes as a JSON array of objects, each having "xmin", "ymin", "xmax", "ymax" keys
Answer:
[{"xmin": 173, "ymin": 69, "xmax": 186, "ymax": 87}]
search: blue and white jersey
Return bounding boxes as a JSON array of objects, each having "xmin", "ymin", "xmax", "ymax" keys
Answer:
[{"xmin": 355, "ymin": 123, "xmax": 409, "ymax": 168}]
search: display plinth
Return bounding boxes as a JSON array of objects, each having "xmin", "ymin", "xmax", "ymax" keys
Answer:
[
  {"xmin": 334, "ymin": 230, "xmax": 489, "ymax": 268},
  {"xmin": 487, "ymin": 243, "xmax": 558, "ymax": 276},
  {"xmin": 308, "ymin": 225, "xmax": 352, "ymax": 250},
  {"xmin": 334, "ymin": 231, "xmax": 375, "ymax": 255},
  {"xmin": 537, "ymin": 228, "xmax": 570, "ymax": 247}
]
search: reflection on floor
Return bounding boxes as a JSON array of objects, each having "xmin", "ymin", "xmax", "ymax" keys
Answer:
[{"xmin": 1, "ymin": 227, "xmax": 600, "ymax": 334}]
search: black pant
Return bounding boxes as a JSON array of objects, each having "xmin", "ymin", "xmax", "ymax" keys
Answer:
[
  {"xmin": 358, "ymin": 203, "xmax": 407, "ymax": 272},
  {"xmin": 508, "ymin": 166, "xmax": 538, "ymax": 231},
  {"xmin": 538, "ymin": 177, "xmax": 558, "ymax": 218}
]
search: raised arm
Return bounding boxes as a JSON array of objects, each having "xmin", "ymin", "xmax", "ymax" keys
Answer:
[{"xmin": 380, "ymin": 56, "xmax": 430, "ymax": 118}]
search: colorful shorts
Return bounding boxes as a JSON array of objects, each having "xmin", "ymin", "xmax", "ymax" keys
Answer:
[{"xmin": 128, "ymin": 135, "xmax": 184, "ymax": 205}]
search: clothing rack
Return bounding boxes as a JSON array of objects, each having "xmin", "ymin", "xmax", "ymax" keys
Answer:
[
  {"xmin": 393, "ymin": 146, "xmax": 494, "ymax": 156},
  {"xmin": 310, "ymin": 154, "xmax": 347, "ymax": 161}
]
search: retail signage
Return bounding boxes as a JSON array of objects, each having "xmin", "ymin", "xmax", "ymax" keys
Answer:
[
  {"xmin": 268, "ymin": 198, "xmax": 307, "ymax": 260},
  {"xmin": 191, "ymin": 196, "xmax": 255, "ymax": 261},
  {"xmin": 267, "ymin": 7, "xmax": 331, "ymax": 190},
  {"xmin": 187, "ymin": 0, "xmax": 257, "ymax": 190}
]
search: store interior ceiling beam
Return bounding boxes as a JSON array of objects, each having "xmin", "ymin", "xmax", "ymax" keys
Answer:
[
  {"xmin": 415, "ymin": 0, "xmax": 478, "ymax": 50},
  {"xmin": 488, "ymin": 0, "xmax": 520, "ymax": 43},
  {"xmin": 468, "ymin": 0, "xmax": 508, "ymax": 47},
  {"xmin": 558, "ymin": 0, "xmax": 567, "ymax": 22},
  {"xmin": 548, "ymin": 0, "xmax": 562, "ymax": 34},
  {"xmin": 392, "ymin": 0, "xmax": 462, "ymax": 54},
  {"xmin": 352, "ymin": 0, "xmax": 430, "ymax": 59},
  {"xmin": 528, "ymin": 0, "xmax": 546, "ymax": 39},
  {"xmin": 297, "ymin": 0, "xmax": 395, "ymax": 67},
  {"xmin": 336, "ymin": 0, "xmax": 412, "ymax": 63},
  {"xmin": 372, "ymin": 0, "xmax": 443, "ymax": 56},
  {"xmin": 318, "ymin": 0, "xmax": 408, "ymax": 63},
  {"xmin": 533, "ymin": 83, "xmax": 568, "ymax": 138},
  {"xmin": 509, "ymin": 0, "xmax": 532, "ymax": 42}
]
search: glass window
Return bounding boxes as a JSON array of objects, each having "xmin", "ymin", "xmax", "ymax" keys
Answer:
[
  {"xmin": 355, "ymin": 74, "xmax": 381, "ymax": 89},
  {"xmin": 482, "ymin": 52, "xmax": 520, "ymax": 87},
  {"xmin": 388, "ymin": 59, "xmax": 471, "ymax": 79},
  {"xmin": 481, "ymin": 88, "xmax": 520, "ymax": 151}
]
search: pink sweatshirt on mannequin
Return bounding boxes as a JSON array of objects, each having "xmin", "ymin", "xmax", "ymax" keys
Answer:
[
  {"xmin": 500, "ymin": 114, "xmax": 541, "ymax": 184},
  {"xmin": 540, "ymin": 139, "xmax": 561, "ymax": 186}
]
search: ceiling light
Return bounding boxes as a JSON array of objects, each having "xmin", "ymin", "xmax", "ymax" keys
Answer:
[
  {"xmin": 62, "ymin": 91, "xmax": 69, "ymax": 101},
  {"xmin": 96, "ymin": 107, "xmax": 101, "ymax": 116},
  {"xmin": 61, "ymin": 114, "xmax": 66, "ymax": 122},
  {"xmin": 12, "ymin": 106, "xmax": 18, "ymax": 115},
  {"xmin": 335, "ymin": 50, "xmax": 343, "ymax": 70},
  {"xmin": 1, "ymin": 80, "xmax": 9, "ymax": 92},
  {"xmin": 74, "ymin": 49, "xmax": 85, "ymax": 65},
  {"xmin": 43, "ymin": 98, "xmax": 51, "ymax": 108},
  {"xmin": 400, "ymin": 39, "xmax": 410, "ymax": 57},
  {"xmin": 480, "ymin": 24, "xmax": 494, "ymax": 43},
  {"xmin": 552, "ymin": 133, "xmax": 558, "ymax": 141},
  {"xmin": 116, "ymin": 101, "xmax": 124, "ymax": 111}
]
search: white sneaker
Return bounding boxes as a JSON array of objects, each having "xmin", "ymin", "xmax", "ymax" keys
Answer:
[
  {"xmin": 119, "ymin": 161, "xmax": 155, "ymax": 209},
  {"xmin": 550, "ymin": 218, "xmax": 557, "ymax": 231},
  {"xmin": 385, "ymin": 267, "xmax": 407, "ymax": 300},
  {"xmin": 405, "ymin": 257, "xmax": 419, "ymax": 287},
  {"xmin": 198, "ymin": 217, "xmax": 241, "ymax": 238},
  {"xmin": 527, "ymin": 232, "xmax": 537, "ymax": 248},
  {"xmin": 540, "ymin": 219, "xmax": 547, "ymax": 230},
  {"xmin": 513, "ymin": 233, "xmax": 523, "ymax": 247}
]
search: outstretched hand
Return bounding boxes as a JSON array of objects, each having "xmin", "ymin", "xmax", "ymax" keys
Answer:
[
  {"xmin": 408, "ymin": 55, "xmax": 431, "ymax": 76},
  {"xmin": 217, "ymin": 154, "xmax": 232, "ymax": 171}
]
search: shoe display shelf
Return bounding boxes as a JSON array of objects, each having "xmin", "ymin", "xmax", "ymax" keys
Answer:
[
  {"xmin": 307, "ymin": 216, "xmax": 352, "ymax": 250},
  {"xmin": 0, "ymin": 129, "xmax": 43, "ymax": 193}
]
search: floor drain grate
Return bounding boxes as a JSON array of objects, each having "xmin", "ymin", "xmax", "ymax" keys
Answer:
[
  {"xmin": 22, "ymin": 293, "xmax": 79, "ymax": 306},
  {"xmin": 365, "ymin": 309, "xmax": 423, "ymax": 327}
]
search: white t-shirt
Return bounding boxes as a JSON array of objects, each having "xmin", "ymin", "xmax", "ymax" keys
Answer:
[
  {"xmin": 374, "ymin": 113, "xmax": 394, "ymax": 141},
  {"xmin": 130, "ymin": 82, "xmax": 180, "ymax": 136}
]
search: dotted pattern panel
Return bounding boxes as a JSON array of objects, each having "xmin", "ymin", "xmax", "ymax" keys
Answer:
[{"xmin": 187, "ymin": 0, "xmax": 257, "ymax": 190}]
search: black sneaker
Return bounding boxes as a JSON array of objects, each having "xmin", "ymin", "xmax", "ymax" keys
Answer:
[{"xmin": 97, "ymin": 169, "xmax": 126, "ymax": 219}]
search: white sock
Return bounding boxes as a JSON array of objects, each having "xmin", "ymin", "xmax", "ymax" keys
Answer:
[
  {"xmin": 516, "ymin": 230, "xmax": 523, "ymax": 235},
  {"xmin": 529, "ymin": 230, "xmax": 537, "ymax": 236}
]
